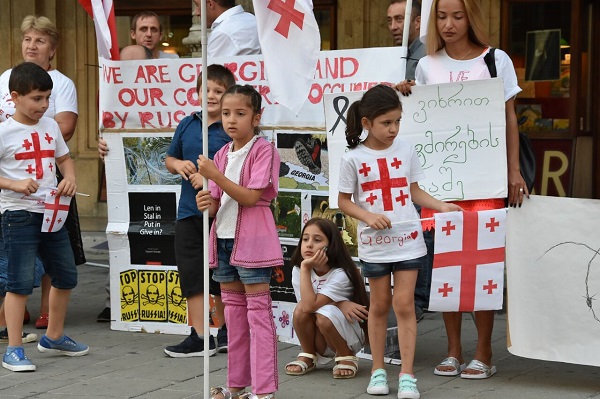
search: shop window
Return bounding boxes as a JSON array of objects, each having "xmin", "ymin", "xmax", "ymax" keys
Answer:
[{"xmin": 502, "ymin": 0, "xmax": 591, "ymax": 137}]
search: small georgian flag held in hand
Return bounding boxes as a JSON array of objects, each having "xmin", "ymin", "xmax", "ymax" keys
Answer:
[{"xmin": 42, "ymin": 190, "xmax": 72, "ymax": 233}]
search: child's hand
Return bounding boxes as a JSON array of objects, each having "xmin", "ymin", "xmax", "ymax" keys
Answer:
[
  {"xmin": 196, "ymin": 189, "xmax": 212, "ymax": 212},
  {"xmin": 13, "ymin": 178, "xmax": 39, "ymax": 196},
  {"xmin": 56, "ymin": 178, "xmax": 76, "ymax": 197},
  {"xmin": 364, "ymin": 213, "xmax": 392, "ymax": 230},
  {"xmin": 300, "ymin": 247, "xmax": 328, "ymax": 270},
  {"xmin": 440, "ymin": 202, "xmax": 463, "ymax": 213},
  {"xmin": 337, "ymin": 301, "xmax": 369, "ymax": 324},
  {"xmin": 188, "ymin": 173, "xmax": 204, "ymax": 190},
  {"xmin": 197, "ymin": 155, "xmax": 219, "ymax": 180},
  {"xmin": 98, "ymin": 137, "xmax": 109, "ymax": 161},
  {"xmin": 174, "ymin": 159, "xmax": 197, "ymax": 181}
]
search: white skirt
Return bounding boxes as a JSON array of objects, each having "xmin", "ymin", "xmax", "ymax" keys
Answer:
[{"xmin": 315, "ymin": 304, "xmax": 365, "ymax": 365}]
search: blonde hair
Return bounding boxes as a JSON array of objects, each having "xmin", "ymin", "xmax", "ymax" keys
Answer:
[
  {"xmin": 425, "ymin": 0, "xmax": 489, "ymax": 55},
  {"xmin": 21, "ymin": 15, "xmax": 59, "ymax": 49}
]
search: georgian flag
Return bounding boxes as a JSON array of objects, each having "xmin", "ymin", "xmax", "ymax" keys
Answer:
[
  {"xmin": 42, "ymin": 190, "xmax": 72, "ymax": 233},
  {"xmin": 252, "ymin": 0, "xmax": 320, "ymax": 115},
  {"xmin": 78, "ymin": 0, "xmax": 120, "ymax": 60},
  {"xmin": 429, "ymin": 209, "xmax": 506, "ymax": 312}
]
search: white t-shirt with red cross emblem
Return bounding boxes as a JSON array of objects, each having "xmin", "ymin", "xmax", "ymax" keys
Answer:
[
  {"xmin": 0, "ymin": 117, "xmax": 69, "ymax": 213},
  {"xmin": 339, "ymin": 138, "xmax": 427, "ymax": 263}
]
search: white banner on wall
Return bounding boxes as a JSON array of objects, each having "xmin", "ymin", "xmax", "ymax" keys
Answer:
[
  {"xmin": 325, "ymin": 78, "xmax": 507, "ymax": 208},
  {"xmin": 99, "ymin": 47, "xmax": 403, "ymax": 130}
]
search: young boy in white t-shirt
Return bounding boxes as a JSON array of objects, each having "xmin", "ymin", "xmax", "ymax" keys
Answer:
[{"xmin": 0, "ymin": 62, "xmax": 88, "ymax": 372}]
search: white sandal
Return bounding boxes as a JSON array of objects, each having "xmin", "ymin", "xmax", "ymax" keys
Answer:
[
  {"xmin": 285, "ymin": 352, "xmax": 317, "ymax": 376},
  {"xmin": 239, "ymin": 393, "xmax": 275, "ymax": 399},
  {"xmin": 210, "ymin": 387, "xmax": 246, "ymax": 399},
  {"xmin": 332, "ymin": 355, "xmax": 358, "ymax": 379}
]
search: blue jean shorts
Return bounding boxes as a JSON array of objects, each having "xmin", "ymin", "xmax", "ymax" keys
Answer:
[
  {"xmin": 2, "ymin": 211, "xmax": 77, "ymax": 295},
  {"xmin": 361, "ymin": 256, "xmax": 425, "ymax": 279},
  {"xmin": 212, "ymin": 239, "xmax": 273, "ymax": 285}
]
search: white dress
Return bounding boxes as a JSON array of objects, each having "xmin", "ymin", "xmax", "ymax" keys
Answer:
[{"xmin": 292, "ymin": 266, "xmax": 365, "ymax": 362}]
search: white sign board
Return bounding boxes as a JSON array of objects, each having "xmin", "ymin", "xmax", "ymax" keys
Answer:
[{"xmin": 326, "ymin": 79, "xmax": 507, "ymax": 208}]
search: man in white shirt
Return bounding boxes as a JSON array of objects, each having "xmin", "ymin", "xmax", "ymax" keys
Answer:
[
  {"xmin": 130, "ymin": 11, "xmax": 179, "ymax": 59},
  {"xmin": 193, "ymin": 0, "xmax": 261, "ymax": 57}
]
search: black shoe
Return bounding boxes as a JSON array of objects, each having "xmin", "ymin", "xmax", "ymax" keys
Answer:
[
  {"xmin": 217, "ymin": 325, "xmax": 228, "ymax": 353},
  {"xmin": 164, "ymin": 328, "xmax": 216, "ymax": 358},
  {"xmin": 415, "ymin": 306, "xmax": 425, "ymax": 323},
  {"xmin": 96, "ymin": 307, "xmax": 111, "ymax": 322}
]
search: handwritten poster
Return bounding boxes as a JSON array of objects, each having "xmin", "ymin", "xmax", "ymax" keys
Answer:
[{"xmin": 325, "ymin": 79, "xmax": 507, "ymax": 208}]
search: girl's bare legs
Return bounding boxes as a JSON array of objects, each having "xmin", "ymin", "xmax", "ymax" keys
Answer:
[
  {"xmin": 366, "ymin": 274, "xmax": 392, "ymax": 372},
  {"xmin": 436, "ymin": 312, "xmax": 464, "ymax": 373},
  {"xmin": 392, "ymin": 270, "xmax": 418, "ymax": 374},
  {"xmin": 315, "ymin": 313, "xmax": 354, "ymax": 377},
  {"xmin": 285, "ymin": 305, "xmax": 327, "ymax": 374}
]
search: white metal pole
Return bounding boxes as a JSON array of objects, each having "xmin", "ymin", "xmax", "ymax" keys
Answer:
[
  {"xmin": 399, "ymin": 0, "xmax": 413, "ymax": 81},
  {"xmin": 200, "ymin": 0, "xmax": 209, "ymax": 397}
]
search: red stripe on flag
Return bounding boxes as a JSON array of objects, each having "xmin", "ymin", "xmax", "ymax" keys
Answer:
[{"xmin": 433, "ymin": 211, "xmax": 505, "ymax": 311}]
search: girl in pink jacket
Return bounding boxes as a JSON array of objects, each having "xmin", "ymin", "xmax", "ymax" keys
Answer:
[{"xmin": 196, "ymin": 84, "xmax": 282, "ymax": 399}]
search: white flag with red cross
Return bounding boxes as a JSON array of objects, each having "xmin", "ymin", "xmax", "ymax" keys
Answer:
[
  {"xmin": 252, "ymin": 0, "xmax": 321, "ymax": 115},
  {"xmin": 429, "ymin": 209, "xmax": 506, "ymax": 312},
  {"xmin": 42, "ymin": 190, "xmax": 72, "ymax": 233}
]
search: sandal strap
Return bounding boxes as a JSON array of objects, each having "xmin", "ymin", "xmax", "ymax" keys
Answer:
[
  {"xmin": 210, "ymin": 387, "xmax": 246, "ymax": 399},
  {"xmin": 334, "ymin": 355, "xmax": 358, "ymax": 366},
  {"xmin": 286, "ymin": 360, "xmax": 309, "ymax": 371},
  {"xmin": 298, "ymin": 352, "xmax": 317, "ymax": 360}
]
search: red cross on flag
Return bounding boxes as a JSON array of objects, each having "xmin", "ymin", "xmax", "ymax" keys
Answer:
[
  {"xmin": 429, "ymin": 209, "xmax": 506, "ymax": 312},
  {"xmin": 252, "ymin": 0, "xmax": 320, "ymax": 114},
  {"xmin": 42, "ymin": 190, "xmax": 72, "ymax": 233}
]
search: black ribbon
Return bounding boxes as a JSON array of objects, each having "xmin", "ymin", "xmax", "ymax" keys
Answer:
[{"xmin": 329, "ymin": 95, "xmax": 349, "ymax": 135}]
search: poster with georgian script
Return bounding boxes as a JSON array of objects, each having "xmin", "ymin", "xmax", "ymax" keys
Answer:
[{"xmin": 326, "ymin": 79, "xmax": 507, "ymax": 208}]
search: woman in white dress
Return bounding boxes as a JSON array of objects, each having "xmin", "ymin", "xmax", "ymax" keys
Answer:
[{"xmin": 285, "ymin": 218, "xmax": 369, "ymax": 379}]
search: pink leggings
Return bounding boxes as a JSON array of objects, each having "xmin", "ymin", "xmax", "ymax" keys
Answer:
[{"xmin": 221, "ymin": 289, "xmax": 278, "ymax": 395}]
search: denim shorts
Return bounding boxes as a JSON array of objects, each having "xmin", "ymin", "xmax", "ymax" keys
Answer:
[
  {"xmin": 2, "ymin": 211, "xmax": 77, "ymax": 295},
  {"xmin": 361, "ymin": 255, "xmax": 425, "ymax": 278},
  {"xmin": 212, "ymin": 238, "xmax": 273, "ymax": 285}
]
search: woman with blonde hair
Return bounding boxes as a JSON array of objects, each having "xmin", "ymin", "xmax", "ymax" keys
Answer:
[
  {"xmin": 0, "ymin": 15, "xmax": 85, "ymax": 334},
  {"xmin": 397, "ymin": 0, "xmax": 527, "ymax": 379}
]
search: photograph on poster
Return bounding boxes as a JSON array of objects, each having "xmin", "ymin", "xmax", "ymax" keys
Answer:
[
  {"xmin": 123, "ymin": 136, "xmax": 179, "ymax": 185},
  {"xmin": 167, "ymin": 270, "xmax": 187, "ymax": 324},
  {"xmin": 310, "ymin": 195, "xmax": 359, "ymax": 258},
  {"xmin": 525, "ymin": 29, "xmax": 561, "ymax": 81},
  {"xmin": 277, "ymin": 132, "xmax": 329, "ymax": 191},
  {"xmin": 270, "ymin": 241, "xmax": 298, "ymax": 303},
  {"xmin": 271, "ymin": 191, "xmax": 302, "ymax": 238}
]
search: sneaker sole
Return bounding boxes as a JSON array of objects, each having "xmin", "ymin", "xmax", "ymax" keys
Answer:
[
  {"xmin": 217, "ymin": 346, "xmax": 228, "ymax": 354},
  {"xmin": 398, "ymin": 392, "xmax": 420, "ymax": 399},
  {"xmin": 367, "ymin": 386, "xmax": 390, "ymax": 395},
  {"xmin": 37, "ymin": 344, "xmax": 89, "ymax": 357},
  {"xmin": 2, "ymin": 361, "xmax": 36, "ymax": 372},
  {"xmin": 164, "ymin": 348, "xmax": 217, "ymax": 358}
]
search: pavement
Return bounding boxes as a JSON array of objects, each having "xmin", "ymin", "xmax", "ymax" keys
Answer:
[{"xmin": 0, "ymin": 225, "xmax": 599, "ymax": 398}]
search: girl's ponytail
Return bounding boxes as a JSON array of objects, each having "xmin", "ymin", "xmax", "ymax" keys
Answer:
[
  {"xmin": 344, "ymin": 84, "xmax": 402, "ymax": 150},
  {"xmin": 345, "ymin": 101, "xmax": 363, "ymax": 149}
]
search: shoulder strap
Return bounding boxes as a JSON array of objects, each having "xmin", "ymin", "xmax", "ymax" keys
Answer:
[{"xmin": 483, "ymin": 47, "xmax": 497, "ymax": 78}]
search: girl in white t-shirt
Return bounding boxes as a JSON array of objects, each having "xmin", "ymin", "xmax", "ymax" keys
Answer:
[
  {"xmin": 285, "ymin": 217, "xmax": 368, "ymax": 380},
  {"xmin": 338, "ymin": 84, "xmax": 461, "ymax": 398}
]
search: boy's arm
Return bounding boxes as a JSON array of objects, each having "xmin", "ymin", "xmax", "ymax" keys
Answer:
[
  {"xmin": 0, "ymin": 176, "xmax": 39, "ymax": 196},
  {"xmin": 165, "ymin": 155, "xmax": 197, "ymax": 181},
  {"xmin": 55, "ymin": 154, "xmax": 77, "ymax": 197}
]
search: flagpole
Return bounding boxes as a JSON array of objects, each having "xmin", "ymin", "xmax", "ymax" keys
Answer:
[
  {"xmin": 399, "ymin": 0, "xmax": 413, "ymax": 81},
  {"xmin": 200, "ymin": 0, "xmax": 210, "ymax": 398}
]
